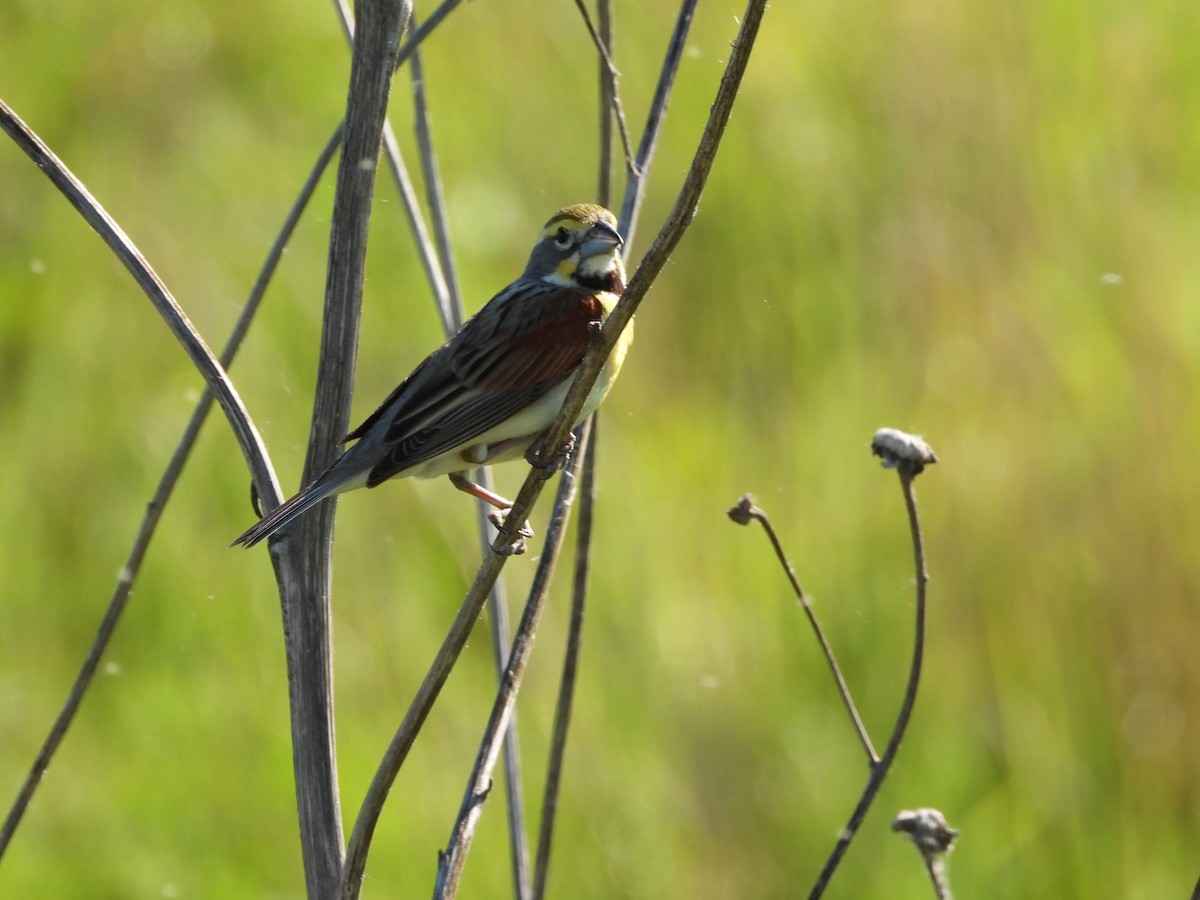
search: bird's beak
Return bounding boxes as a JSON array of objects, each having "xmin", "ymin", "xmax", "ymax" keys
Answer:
[{"xmin": 579, "ymin": 221, "xmax": 623, "ymax": 260}]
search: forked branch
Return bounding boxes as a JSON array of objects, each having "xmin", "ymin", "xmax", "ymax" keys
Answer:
[{"xmin": 730, "ymin": 428, "xmax": 938, "ymax": 898}]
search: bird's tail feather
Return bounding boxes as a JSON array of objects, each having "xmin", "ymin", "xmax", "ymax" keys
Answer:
[{"xmin": 231, "ymin": 475, "xmax": 349, "ymax": 548}]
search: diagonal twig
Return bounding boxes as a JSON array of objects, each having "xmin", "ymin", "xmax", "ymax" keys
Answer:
[
  {"xmin": 532, "ymin": 417, "xmax": 600, "ymax": 900},
  {"xmin": 572, "ymin": 0, "xmax": 636, "ymax": 175},
  {"xmin": 434, "ymin": 420, "xmax": 593, "ymax": 899},
  {"xmin": 534, "ymin": 5, "xmax": 614, "ymax": 891},
  {"xmin": 727, "ymin": 496, "xmax": 879, "ymax": 765},
  {"xmin": 408, "ymin": 18, "xmax": 533, "ymax": 896},
  {"xmin": 618, "ymin": 0, "xmax": 698, "ymax": 245}
]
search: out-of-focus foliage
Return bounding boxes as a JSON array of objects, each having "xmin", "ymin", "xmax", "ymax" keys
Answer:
[{"xmin": 2, "ymin": 1, "xmax": 1198, "ymax": 897}]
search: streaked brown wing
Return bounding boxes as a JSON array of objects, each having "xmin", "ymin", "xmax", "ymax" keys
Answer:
[
  {"xmin": 365, "ymin": 384, "xmax": 550, "ymax": 486},
  {"xmin": 356, "ymin": 279, "xmax": 605, "ymax": 485}
]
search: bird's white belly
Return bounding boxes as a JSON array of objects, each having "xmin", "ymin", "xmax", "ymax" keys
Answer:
[{"xmin": 407, "ymin": 355, "xmax": 619, "ymax": 480}]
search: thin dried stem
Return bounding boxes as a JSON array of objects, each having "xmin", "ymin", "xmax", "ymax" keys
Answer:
[
  {"xmin": 408, "ymin": 18, "xmax": 532, "ymax": 894},
  {"xmin": 472, "ymin": 477, "xmax": 533, "ymax": 900},
  {"xmin": 572, "ymin": 0, "xmax": 635, "ymax": 173},
  {"xmin": 269, "ymin": 1, "xmax": 412, "ymax": 894},
  {"xmin": 618, "ymin": 0, "xmax": 697, "ymax": 245},
  {"xmin": 806, "ymin": 457, "xmax": 934, "ymax": 899},
  {"xmin": 596, "ymin": 0, "xmax": 615, "ymax": 205},
  {"xmin": 395, "ymin": 0, "xmax": 464, "ymax": 72},
  {"xmin": 409, "ymin": 20, "xmax": 464, "ymax": 331},
  {"xmin": 727, "ymin": 496, "xmax": 878, "ymax": 764},
  {"xmin": 434, "ymin": 421, "xmax": 592, "ymax": 899},
  {"xmin": 381, "ymin": 118, "xmax": 456, "ymax": 331},
  {"xmin": 0, "ymin": 124, "xmax": 338, "ymax": 862},
  {"xmin": 532, "ymin": 418, "xmax": 599, "ymax": 900},
  {"xmin": 339, "ymin": 540, "xmax": 508, "ymax": 898},
  {"xmin": 0, "ymin": 99, "xmax": 277, "ymax": 506},
  {"xmin": 333, "ymin": 0, "xmax": 459, "ymax": 332}
]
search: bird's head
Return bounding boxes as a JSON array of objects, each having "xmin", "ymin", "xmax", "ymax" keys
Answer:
[{"xmin": 525, "ymin": 203, "xmax": 625, "ymax": 295}]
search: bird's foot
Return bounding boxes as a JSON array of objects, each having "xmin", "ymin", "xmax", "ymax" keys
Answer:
[
  {"xmin": 525, "ymin": 432, "xmax": 577, "ymax": 479},
  {"xmin": 488, "ymin": 508, "xmax": 534, "ymax": 556}
]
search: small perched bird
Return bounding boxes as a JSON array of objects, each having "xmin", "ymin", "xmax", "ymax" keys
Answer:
[{"xmin": 232, "ymin": 203, "xmax": 631, "ymax": 549}]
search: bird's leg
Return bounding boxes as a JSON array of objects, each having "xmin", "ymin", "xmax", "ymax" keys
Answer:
[
  {"xmin": 448, "ymin": 471, "xmax": 513, "ymax": 509},
  {"xmin": 448, "ymin": 472, "xmax": 533, "ymax": 555},
  {"xmin": 525, "ymin": 430, "xmax": 577, "ymax": 479}
]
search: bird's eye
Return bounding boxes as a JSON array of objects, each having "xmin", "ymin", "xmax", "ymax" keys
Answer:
[{"xmin": 552, "ymin": 227, "xmax": 573, "ymax": 249}]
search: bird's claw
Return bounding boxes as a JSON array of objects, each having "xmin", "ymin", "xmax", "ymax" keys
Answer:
[
  {"xmin": 525, "ymin": 432, "xmax": 576, "ymax": 478},
  {"xmin": 488, "ymin": 508, "xmax": 533, "ymax": 556}
]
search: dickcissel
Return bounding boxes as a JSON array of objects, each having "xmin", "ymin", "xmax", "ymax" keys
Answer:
[{"xmin": 233, "ymin": 203, "xmax": 631, "ymax": 548}]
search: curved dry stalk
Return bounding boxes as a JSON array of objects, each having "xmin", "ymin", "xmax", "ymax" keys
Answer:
[
  {"xmin": 0, "ymin": 123, "xmax": 339, "ymax": 863},
  {"xmin": 727, "ymin": 497, "xmax": 878, "ymax": 765},
  {"xmin": 572, "ymin": 0, "xmax": 635, "ymax": 173},
  {"xmin": 408, "ymin": 24, "xmax": 533, "ymax": 895},
  {"xmin": 0, "ymin": 99, "xmax": 277, "ymax": 505},
  {"xmin": 595, "ymin": 0, "xmax": 616, "ymax": 204},
  {"xmin": 618, "ymin": 0, "xmax": 698, "ymax": 245},
  {"xmin": 434, "ymin": 421, "xmax": 592, "ymax": 899},
  {"xmin": 264, "ymin": 1, "xmax": 413, "ymax": 895},
  {"xmin": 806, "ymin": 441, "xmax": 936, "ymax": 899},
  {"xmin": 0, "ymin": 106, "xmax": 277, "ymax": 862},
  {"xmin": 532, "ymin": 417, "xmax": 600, "ymax": 900}
]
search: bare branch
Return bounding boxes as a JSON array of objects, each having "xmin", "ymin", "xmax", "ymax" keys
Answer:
[
  {"xmin": 618, "ymin": 0, "xmax": 698, "ymax": 244},
  {"xmin": 596, "ymin": 0, "xmax": 616, "ymax": 205},
  {"xmin": 572, "ymin": 0, "xmax": 635, "ymax": 173},
  {"xmin": 267, "ymin": 1, "xmax": 413, "ymax": 895},
  {"xmin": 532, "ymin": 418, "xmax": 600, "ymax": 900},
  {"xmin": 806, "ymin": 432, "xmax": 936, "ymax": 899},
  {"xmin": 0, "ymin": 98, "xmax": 278, "ymax": 511},
  {"xmin": 410, "ymin": 16, "xmax": 465, "ymax": 331},
  {"xmin": 434, "ymin": 421, "xmax": 592, "ymax": 899},
  {"xmin": 727, "ymin": 496, "xmax": 879, "ymax": 764}
]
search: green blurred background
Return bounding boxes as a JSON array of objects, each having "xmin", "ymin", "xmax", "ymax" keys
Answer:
[{"xmin": 3, "ymin": 0, "xmax": 1198, "ymax": 896}]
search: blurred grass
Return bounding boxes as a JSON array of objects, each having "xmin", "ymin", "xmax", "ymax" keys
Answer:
[{"xmin": 3, "ymin": 0, "xmax": 1199, "ymax": 896}]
